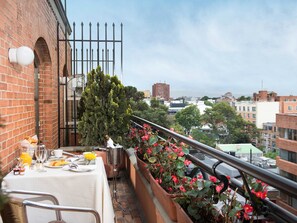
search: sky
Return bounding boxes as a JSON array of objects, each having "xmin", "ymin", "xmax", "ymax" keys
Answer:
[{"xmin": 66, "ymin": 0, "xmax": 297, "ymax": 98}]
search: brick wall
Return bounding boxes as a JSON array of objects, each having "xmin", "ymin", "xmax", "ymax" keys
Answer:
[{"xmin": 0, "ymin": 0, "xmax": 70, "ymax": 173}]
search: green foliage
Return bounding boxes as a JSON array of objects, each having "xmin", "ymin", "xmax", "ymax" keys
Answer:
[
  {"xmin": 0, "ymin": 116, "xmax": 8, "ymax": 210},
  {"xmin": 77, "ymin": 67, "xmax": 131, "ymax": 146},
  {"xmin": 264, "ymin": 151, "xmax": 278, "ymax": 159},
  {"xmin": 237, "ymin": 95, "xmax": 252, "ymax": 101},
  {"xmin": 204, "ymin": 100, "xmax": 213, "ymax": 107},
  {"xmin": 191, "ymin": 129, "xmax": 216, "ymax": 147},
  {"xmin": 134, "ymin": 98, "xmax": 171, "ymax": 128},
  {"xmin": 202, "ymin": 102, "xmax": 259, "ymax": 144},
  {"xmin": 201, "ymin": 96, "xmax": 210, "ymax": 101},
  {"xmin": 175, "ymin": 105, "xmax": 201, "ymax": 134}
]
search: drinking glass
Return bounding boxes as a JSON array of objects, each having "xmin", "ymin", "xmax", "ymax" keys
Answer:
[{"xmin": 35, "ymin": 144, "xmax": 47, "ymax": 172}]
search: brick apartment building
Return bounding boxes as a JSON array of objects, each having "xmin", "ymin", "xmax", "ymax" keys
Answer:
[
  {"xmin": 254, "ymin": 90, "xmax": 297, "ymax": 113},
  {"xmin": 152, "ymin": 83, "xmax": 170, "ymax": 101},
  {"xmin": 0, "ymin": 0, "xmax": 71, "ymax": 172},
  {"xmin": 276, "ymin": 113, "xmax": 297, "ymax": 214}
]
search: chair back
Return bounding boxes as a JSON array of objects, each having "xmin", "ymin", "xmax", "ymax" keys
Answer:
[{"xmin": 1, "ymin": 197, "xmax": 27, "ymax": 223}]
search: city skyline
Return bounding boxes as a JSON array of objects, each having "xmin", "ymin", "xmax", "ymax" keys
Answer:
[{"xmin": 67, "ymin": 0, "xmax": 297, "ymax": 98}]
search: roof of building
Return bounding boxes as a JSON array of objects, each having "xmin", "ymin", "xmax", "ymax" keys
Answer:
[{"xmin": 217, "ymin": 143, "xmax": 263, "ymax": 154}]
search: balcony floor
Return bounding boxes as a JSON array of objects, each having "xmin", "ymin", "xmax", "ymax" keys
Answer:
[{"xmin": 108, "ymin": 171, "xmax": 146, "ymax": 223}]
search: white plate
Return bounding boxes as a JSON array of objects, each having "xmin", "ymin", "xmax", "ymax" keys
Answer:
[
  {"xmin": 63, "ymin": 165, "xmax": 96, "ymax": 172},
  {"xmin": 44, "ymin": 163, "xmax": 64, "ymax": 168},
  {"xmin": 48, "ymin": 155, "xmax": 67, "ymax": 161}
]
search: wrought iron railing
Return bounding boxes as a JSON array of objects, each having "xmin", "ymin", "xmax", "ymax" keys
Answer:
[{"xmin": 131, "ymin": 115, "xmax": 297, "ymax": 223}]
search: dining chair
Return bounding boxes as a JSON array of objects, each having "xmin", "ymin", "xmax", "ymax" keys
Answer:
[{"xmin": 1, "ymin": 189, "xmax": 101, "ymax": 223}]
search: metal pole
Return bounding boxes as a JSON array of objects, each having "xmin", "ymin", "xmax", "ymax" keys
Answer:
[{"xmin": 57, "ymin": 22, "xmax": 61, "ymax": 148}]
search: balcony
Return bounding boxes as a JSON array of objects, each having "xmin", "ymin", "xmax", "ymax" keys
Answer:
[{"xmin": 104, "ymin": 116, "xmax": 297, "ymax": 223}]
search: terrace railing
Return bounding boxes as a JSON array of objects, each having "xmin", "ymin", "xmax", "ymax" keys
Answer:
[{"xmin": 131, "ymin": 115, "xmax": 297, "ymax": 223}]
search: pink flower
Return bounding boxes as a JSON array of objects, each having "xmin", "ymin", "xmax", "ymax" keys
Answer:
[
  {"xmin": 209, "ymin": 176, "xmax": 217, "ymax": 183},
  {"xmin": 216, "ymin": 184, "xmax": 223, "ymax": 193},
  {"xmin": 190, "ymin": 177, "xmax": 197, "ymax": 184},
  {"xmin": 178, "ymin": 151, "xmax": 184, "ymax": 157},
  {"xmin": 155, "ymin": 178, "xmax": 162, "ymax": 184},
  {"xmin": 197, "ymin": 174, "xmax": 203, "ymax": 179},
  {"xmin": 179, "ymin": 185, "xmax": 186, "ymax": 192},
  {"xmin": 184, "ymin": 159, "xmax": 191, "ymax": 166},
  {"xmin": 141, "ymin": 134, "xmax": 149, "ymax": 141},
  {"xmin": 167, "ymin": 187, "xmax": 173, "ymax": 192}
]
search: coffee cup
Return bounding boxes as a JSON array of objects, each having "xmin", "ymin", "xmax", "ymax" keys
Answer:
[{"xmin": 52, "ymin": 149, "xmax": 63, "ymax": 158}]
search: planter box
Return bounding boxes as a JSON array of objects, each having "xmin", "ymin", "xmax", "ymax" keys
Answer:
[
  {"xmin": 135, "ymin": 154, "xmax": 150, "ymax": 182},
  {"xmin": 149, "ymin": 173, "xmax": 178, "ymax": 222}
]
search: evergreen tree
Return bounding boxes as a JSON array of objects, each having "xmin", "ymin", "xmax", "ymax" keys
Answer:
[{"xmin": 78, "ymin": 67, "xmax": 131, "ymax": 146}]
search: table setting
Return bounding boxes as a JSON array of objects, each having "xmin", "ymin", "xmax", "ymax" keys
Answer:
[{"xmin": 3, "ymin": 141, "xmax": 115, "ymax": 223}]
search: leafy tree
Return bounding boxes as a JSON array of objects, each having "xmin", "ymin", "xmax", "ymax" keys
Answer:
[
  {"xmin": 264, "ymin": 151, "xmax": 278, "ymax": 159},
  {"xmin": 201, "ymin": 96, "xmax": 209, "ymax": 101},
  {"xmin": 134, "ymin": 98, "xmax": 171, "ymax": 128},
  {"xmin": 202, "ymin": 102, "xmax": 259, "ymax": 144},
  {"xmin": 175, "ymin": 105, "xmax": 201, "ymax": 134},
  {"xmin": 78, "ymin": 67, "xmax": 131, "ymax": 146},
  {"xmin": 237, "ymin": 96, "xmax": 252, "ymax": 101},
  {"xmin": 204, "ymin": 100, "xmax": 213, "ymax": 107},
  {"xmin": 191, "ymin": 129, "xmax": 216, "ymax": 147}
]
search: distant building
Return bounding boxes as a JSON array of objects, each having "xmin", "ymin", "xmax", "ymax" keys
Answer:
[
  {"xmin": 253, "ymin": 90, "xmax": 297, "ymax": 114},
  {"xmin": 276, "ymin": 113, "xmax": 297, "ymax": 215},
  {"xmin": 260, "ymin": 122, "xmax": 278, "ymax": 153},
  {"xmin": 217, "ymin": 92, "xmax": 236, "ymax": 103},
  {"xmin": 168, "ymin": 100, "xmax": 187, "ymax": 114},
  {"xmin": 276, "ymin": 95, "xmax": 297, "ymax": 114},
  {"xmin": 141, "ymin": 90, "xmax": 151, "ymax": 98},
  {"xmin": 234, "ymin": 101, "xmax": 279, "ymax": 128},
  {"xmin": 253, "ymin": 90, "xmax": 277, "ymax": 102},
  {"xmin": 216, "ymin": 143, "xmax": 263, "ymax": 161},
  {"xmin": 152, "ymin": 83, "xmax": 170, "ymax": 101}
]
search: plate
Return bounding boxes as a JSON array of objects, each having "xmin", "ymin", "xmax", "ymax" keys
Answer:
[
  {"xmin": 48, "ymin": 155, "xmax": 67, "ymax": 161},
  {"xmin": 63, "ymin": 165, "xmax": 96, "ymax": 172},
  {"xmin": 44, "ymin": 160, "xmax": 69, "ymax": 168}
]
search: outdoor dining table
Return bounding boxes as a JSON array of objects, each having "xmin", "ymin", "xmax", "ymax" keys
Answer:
[{"xmin": 3, "ymin": 157, "xmax": 115, "ymax": 223}]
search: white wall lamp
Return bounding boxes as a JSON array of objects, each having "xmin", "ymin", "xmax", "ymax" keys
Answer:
[{"xmin": 8, "ymin": 46, "xmax": 34, "ymax": 66}]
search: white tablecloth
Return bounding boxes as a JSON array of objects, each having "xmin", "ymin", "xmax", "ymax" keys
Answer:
[{"xmin": 3, "ymin": 157, "xmax": 114, "ymax": 223}]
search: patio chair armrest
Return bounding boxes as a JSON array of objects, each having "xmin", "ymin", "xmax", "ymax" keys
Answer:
[{"xmin": 23, "ymin": 200, "xmax": 101, "ymax": 223}]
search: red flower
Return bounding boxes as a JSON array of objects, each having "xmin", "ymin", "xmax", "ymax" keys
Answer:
[
  {"xmin": 167, "ymin": 187, "xmax": 173, "ymax": 192},
  {"xmin": 147, "ymin": 147, "xmax": 152, "ymax": 155},
  {"xmin": 172, "ymin": 175, "xmax": 179, "ymax": 184},
  {"xmin": 243, "ymin": 204, "xmax": 253, "ymax": 213},
  {"xmin": 197, "ymin": 174, "xmax": 203, "ymax": 179},
  {"xmin": 209, "ymin": 176, "xmax": 217, "ymax": 183},
  {"xmin": 182, "ymin": 177, "xmax": 188, "ymax": 184},
  {"xmin": 179, "ymin": 185, "xmax": 186, "ymax": 192}
]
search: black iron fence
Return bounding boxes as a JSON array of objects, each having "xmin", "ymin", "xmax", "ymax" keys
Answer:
[{"xmin": 131, "ymin": 115, "xmax": 297, "ymax": 223}]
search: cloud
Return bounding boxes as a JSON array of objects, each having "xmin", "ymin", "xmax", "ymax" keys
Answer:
[{"xmin": 68, "ymin": 0, "xmax": 297, "ymax": 98}]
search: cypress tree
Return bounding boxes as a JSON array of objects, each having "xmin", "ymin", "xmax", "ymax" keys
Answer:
[{"xmin": 78, "ymin": 66, "xmax": 131, "ymax": 146}]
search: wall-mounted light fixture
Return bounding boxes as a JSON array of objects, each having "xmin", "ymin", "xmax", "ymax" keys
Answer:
[{"xmin": 8, "ymin": 46, "xmax": 34, "ymax": 66}]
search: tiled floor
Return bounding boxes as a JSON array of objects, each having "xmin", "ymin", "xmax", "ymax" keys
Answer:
[{"xmin": 108, "ymin": 171, "xmax": 146, "ymax": 223}]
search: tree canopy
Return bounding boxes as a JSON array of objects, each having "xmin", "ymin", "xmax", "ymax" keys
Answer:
[
  {"xmin": 202, "ymin": 102, "xmax": 259, "ymax": 144},
  {"xmin": 175, "ymin": 105, "xmax": 201, "ymax": 134}
]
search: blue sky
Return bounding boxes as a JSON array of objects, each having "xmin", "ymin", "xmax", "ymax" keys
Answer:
[{"xmin": 67, "ymin": 0, "xmax": 297, "ymax": 98}]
